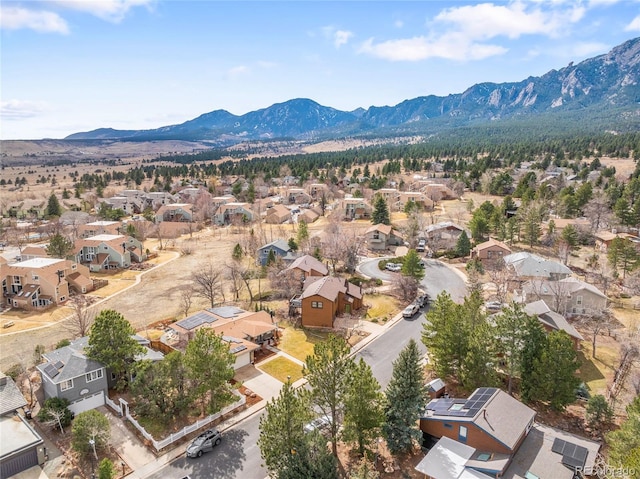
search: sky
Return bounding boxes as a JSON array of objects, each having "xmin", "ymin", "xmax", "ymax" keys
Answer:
[{"xmin": 1, "ymin": 1, "xmax": 640, "ymax": 140}]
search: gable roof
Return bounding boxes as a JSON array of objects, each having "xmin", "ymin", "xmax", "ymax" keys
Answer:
[
  {"xmin": 301, "ymin": 276, "xmax": 346, "ymax": 301},
  {"xmin": 0, "ymin": 374, "xmax": 27, "ymax": 415},
  {"xmin": 504, "ymin": 252, "xmax": 571, "ymax": 278},
  {"xmin": 286, "ymin": 254, "xmax": 328, "ymax": 276},
  {"xmin": 38, "ymin": 337, "xmax": 104, "ymax": 384},
  {"xmin": 524, "ymin": 300, "xmax": 584, "ymax": 340},
  {"xmin": 557, "ymin": 277, "xmax": 607, "ymax": 299},
  {"xmin": 259, "ymin": 239, "xmax": 291, "ymax": 252},
  {"xmin": 472, "ymin": 238, "xmax": 512, "ymax": 253},
  {"xmin": 415, "ymin": 436, "xmax": 493, "ymax": 479}
]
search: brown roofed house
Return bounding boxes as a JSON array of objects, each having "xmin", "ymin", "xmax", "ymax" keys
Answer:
[
  {"xmin": 471, "ymin": 238, "xmax": 512, "ymax": 264},
  {"xmin": 300, "ymin": 276, "xmax": 363, "ymax": 328},
  {"xmin": 365, "ymin": 224, "xmax": 404, "ymax": 251}
]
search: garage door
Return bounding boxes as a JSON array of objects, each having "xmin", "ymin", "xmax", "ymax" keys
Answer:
[
  {"xmin": 234, "ymin": 353, "xmax": 251, "ymax": 370},
  {"xmin": 0, "ymin": 447, "xmax": 38, "ymax": 478},
  {"xmin": 69, "ymin": 391, "xmax": 105, "ymax": 415}
]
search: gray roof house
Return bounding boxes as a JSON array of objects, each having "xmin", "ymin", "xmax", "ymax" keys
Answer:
[
  {"xmin": 523, "ymin": 277, "xmax": 608, "ymax": 318},
  {"xmin": 0, "ymin": 373, "xmax": 45, "ymax": 478},
  {"xmin": 257, "ymin": 239, "xmax": 294, "ymax": 266},
  {"xmin": 524, "ymin": 300, "xmax": 584, "ymax": 349},
  {"xmin": 504, "ymin": 252, "xmax": 572, "ymax": 281}
]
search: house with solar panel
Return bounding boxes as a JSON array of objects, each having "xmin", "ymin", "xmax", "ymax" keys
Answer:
[
  {"xmin": 168, "ymin": 306, "xmax": 278, "ymax": 369},
  {"xmin": 36, "ymin": 336, "xmax": 163, "ymax": 415},
  {"xmin": 417, "ymin": 387, "xmax": 600, "ymax": 479}
]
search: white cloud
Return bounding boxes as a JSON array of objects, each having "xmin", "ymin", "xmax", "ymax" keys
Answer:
[
  {"xmin": 394, "ymin": 20, "xmax": 404, "ymax": 29},
  {"xmin": 434, "ymin": 1, "xmax": 584, "ymax": 40},
  {"xmin": 1, "ymin": 100, "xmax": 49, "ymax": 120},
  {"xmin": 228, "ymin": 65, "xmax": 250, "ymax": 77},
  {"xmin": 625, "ymin": 14, "xmax": 640, "ymax": 31},
  {"xmin": 321, "ymin": 26, "xmax": 354, "ymax": 48},
  {"xmin": 52, "ymin": 0, "xmax": 155, "ymax": 23},
  {"xmin": 0, "ymin": 6, "xmax": 69, "ymax": 34},
  {"xmin": 359, "ymin": 33, "xmax": 507, "ymax": 62},
  {"xmin": 569, "ymin": 41, "xmax": 609, "ymax": 56}
]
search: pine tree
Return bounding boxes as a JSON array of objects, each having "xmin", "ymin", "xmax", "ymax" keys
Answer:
[
  {"xmin": 46, "ymin": 233, "xmax": 74, "ymax": 259},
  {"xmin": 232, "ymin": 243, "xmax": 243, "ymax": 260},
  {"xmin": 371, "ymin": 195, "xmax": 390, "ymax": 225},
  {"xmin": 519, "ymin": 316, "xmax": 547, "ymax": 403},
  {"xmin": 494, "ymin": 302, "xmax": 533, "ymax": 395},
  {"xmin": 455, "ymin": 230, "xmax": 471, "ymax": 257},
  {"xmin": 46, "ymin": 192, "xmax": 63, "ymax": 218},
  {"xmin": 297, "ymin": 219, "xmax": 309, "ymax": 246},
  {"xmin": 383, "ymin": 339, "xmax": 426, "ymax": 455},
  {"xmin": 401, "ymin": 249, "xmax": 425, "ymax": 281},
  {"xmin": 460, "ymin": 323, "xmax": 499, "ymax": 390},
  {"xmin": 258, "ymin": 380, "xmax": 313, "ymax": 474},
  {"xmin": 304, "ymin": 335, "xmax": 355, "ymax": 457},
  {"xmin": 343, "ymin": 358, "xmax": 386, "ymax": 456}
]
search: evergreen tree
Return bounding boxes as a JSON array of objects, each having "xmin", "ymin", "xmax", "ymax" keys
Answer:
[
  {"xmin": 343, "ymin": 359, "xmax": 386, "ymax": 456},
  {"xmin": 258, "ymin": 380, "xmax": 313, "ymax": 474},
  {"xmin": 519, "ymin": 316, "xmax": 548, "ymax": 403},
  {"xmin": 608, "ymin": 237, "xmax": 640, "ymax": 279},
  {"xmin": 494, "ymin": 302, "xmax": 533, "ymax": 395},
  {"xmin": 304, "ymin": 335, "xmax": 355, "ymax": 457},
  {"xmin": 71, "ymin": 410, "xmax": 110, "ymax": 454},
  {"xmin": 46, "ymin": 192, "xmax": 63, "ymax": 218},
  {"xmin": 401, "ymin": 249, "xmax": 425, "ymax": 281},
  {"xmin": 297, "ymin": 219, "xmax": 309, "ymax": 246},
  {"xmin": 585, "ymin": 394, "xmax": 614, "ymax": 429},
  {"xmin": 371, "ymin": 195, "xmax": 390, "ymax": 225},
  {"xmin": 606, "ymin": 396, "xmax": 640, "ymax": 470},
  {"xmin": 383, "ymin": 339, "xmax": 426, "ymax": 455},
  {"xmin": 455, "ymin": 230, "xmax": 472, "ymax": 257},
  {"xmin": 232, "ymin": 243, "xmax": 243, "ymax": 260},
  {"xmin": 98, "ymin": 458, "xmax": 115, "ymax": 479},
  {"xmin": 278, "ymin": 431, "xmax": 339, "ymax": 479},
  {"xmin": 531, "ymin": 331, "xmax": 580, "ymax": 410},
  {"xmin": 460, "ymin": 323, "xmax": 499, "ymax": 390},
  {"xmin": 86, "ymin": 310, "xmax": 145, "ymax": 391},
  {"xmin": 46, "ymin": 233, "xmax": 74, "ymax": 259}
]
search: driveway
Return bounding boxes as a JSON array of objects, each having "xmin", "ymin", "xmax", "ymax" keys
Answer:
[{"xmin": 356, "ymin": 256, "xmax": 393, "ymax": 281}]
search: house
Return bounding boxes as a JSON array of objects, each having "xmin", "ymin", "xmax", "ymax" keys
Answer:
[
  {"xmin": 299, "ymin": 207, "xmax": 321, "ymax": 224},
  {"xmin": 419, "ymin": 386, "xmax": 602, "ymax": 479},
  {"xmin": 285, "ymin": 188, "xmax": 312, "ymax": 205},
  {"xmin": 257, "ymin": 239, "xmax": 294, "ymax": 266},
  {"xmin": 523, "ymin": 300, "xmax": 584, "ymax": 349},
  {"xmin": 399, "ymin": 191, "xmax": 435, "ymax": 211},
  {"xmin": 416, "ymin": 423, "xmax": 600, "ymax": 479},
  {"xmin": 0, "ymin": 373, "xmax": 45, "ymax": 478},
  {"xmin": 19, "ymin": 244, "xmax": 49, "ymax": 260},
  {"xmin": 73, "ymin": 234, "xmax": 144, "ymax": 271},
  {"xmin": 284, "ymin": 254, "xmax": 329, "ymax": 281},
  {"xmin": 0, "ymin": 258, "xmax": 92, "ymax": 309},
  {"xmin": 299, "ymin": 276, "xmax": 363, "ymax": 328},
  {"xmin": 420, "ymin": 182, "xmax": 458, "ymax": 201},
  {"xmin": 594, "ymin": 231, "xmax": 640, "ymax": 253},
  {"xmin": 77, "ymin": 220, "xmax": 121, "ymax": 238},
  {"xmin": 213, "ymin": 202, "xmax": 254, "ymax": 226},
  {"xmin": 36, "ymin": 336, "xmax": 163, "ymax": 415},
  {"xmin": 503, "ymin": 252, "xmax": 572, "ymax": 282},
  {"xmin": 523, "ymin": 277, "xmax": 608, "ymax": 317},
  {"xmin": 425, "ymin": 222, "xmax": 466, "ymax": 242},
  {"xmin": 377, "ymin": 189, "xmax": 400, "ymax": 209},
  {"xmin": 178, "ymin": 187, "xmax": 211, "ymax": 204},
  {"xmin": 307, "ymin": 183, "xmax": 328, "ymax": 198},
  {"xmin": 471, "ymin": 238, "xmax": 512, "ymax": 265},
  {"xmin": 340, "ymin": 198, "xmax": 372, "ymax": 220},
  {"xmin": 154, "ymin": 203, "xmax": 194, "ymax": 223},
  {"xmin": 264, "ymin": 204, "xmax": 292, "ymax": 224},
  {"xmin": 103, "ymin": 196, "xmax": 144, "ymax": 215},
  {"xmin": 168, "ymin": 307, "xmax": 278, "ymax": 369},
  {"xmin": 365, "ymin": 224, "xmax": 405, "ymax": 251},
  {"xmin": 36, "ymin": 337, "xmax": 109, "ymax": 415}
]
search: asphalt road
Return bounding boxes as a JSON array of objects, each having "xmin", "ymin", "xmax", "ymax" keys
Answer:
[
  {"xmin": 148, "ymin": 258, "xmax": 468, "ymax": 479},
  {"xmin": 147, "ymin": 412, "xmax": 267, "ymax": 479}
]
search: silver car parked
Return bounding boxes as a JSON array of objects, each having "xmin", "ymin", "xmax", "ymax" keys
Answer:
[{"xmin": 186, "ymin": 429, "xmax": 221, "ymax": 458}]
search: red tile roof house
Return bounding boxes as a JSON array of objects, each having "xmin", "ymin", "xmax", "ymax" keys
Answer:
[
  {"xmin": 418, "ymin": 387, "xmax": 600, "ymax": 479},
  {"xmin": 72, "ymin": 234, "xmax": 143, "ymax": 272},
  {"xmin": 0, "ymin": 258, "xmax": 92, "ymax": 310},
  {"xmin": 365, "ymin": 224, "xmax": 405, "ymax": 251},
  {"xmin": 299, "ymin": 276, "xmax": 363, "ymax": 329},
  {"xmin": 168, "ymin": 307, "xmax": 278, "ymax": 369}
]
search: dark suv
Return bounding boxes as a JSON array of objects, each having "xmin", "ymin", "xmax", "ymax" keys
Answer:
[{"xmin": 186, "ymin": 429, "xmax": 222, "ymax": 458}]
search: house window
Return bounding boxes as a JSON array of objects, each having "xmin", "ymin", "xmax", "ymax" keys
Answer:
[
  {"xmin": 311, "ymin": 301, "xmax": 323, "ymax": 309},
  {"xmin": 86, "ymin": 369, "xmax": 103, "ymax": 382},
  {"xmin": 32, "ymin": 275, "xmax": 39, "ymax": 281},
  {"xmin": 373, "ymin": 232, "xmax": 380, "ymax": 240},
  {"xmin": 459, "ymin": 425, "xmax": 468, "ymax": 442},
  {"xmin": 576, "ymin": 295, "xmax": 583, "ymax": 306},
  {"xmin": 443, "ymin": 423, "xmax": 452, "ymax": 429},
  {"xmin": 60, "ymin": 379, "xmax": 74, "ymax": 391}
]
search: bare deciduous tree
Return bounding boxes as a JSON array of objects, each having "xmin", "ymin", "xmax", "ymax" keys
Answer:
[
  {"xmin": 395, "ymin": 275, "xmax": 419, "ymax": 302},
  {"xmin": 179, "ymin": 286, "xmax": 194, "ymax": 318},
  {"xmin": 191, "ymin": 262, "xmax": 224, "ymax": 308},
  {"xmin": 64, "ymin": 296, "xmax": 96, "ymax": 338},
  {"xmin": 486, "ymin": 259, "xmax": 513, "ymax": 304},
  {"xmin": 578, "ymin": 311, "xmax": 614, "ymax": 359},
  {"xmin": 225, "ymin": 261, "xmax": 245, "ymax": 301},
  {"xmin": 584, "ymin": 194, "xmax": 613, "ymax": 233}
]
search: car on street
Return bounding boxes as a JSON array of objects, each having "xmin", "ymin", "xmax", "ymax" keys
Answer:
[
  {"xmin": 402, "ymin": 303, "xmax": 421, "ymax": 318},
  {"xmin": 304, "ymin": 415, "xmax": 331, "ymax": 434},
  {"xmin": 186, "ymin": 429, "xmax": 222, "ymax": 458},
  {"xmin": 416, "ymin": 239, "xmax": 426, "ymax": 252},
  {"xmin": 415, "ymin": 294, "xmax": 429, "ymax": 308},
  {"xmin": 385, "ymin": 262, "xmax": 402, "ymax": 272},
  {"xmin": 484, "ymin": 301, "xmax": 504, "ymax": 312}
]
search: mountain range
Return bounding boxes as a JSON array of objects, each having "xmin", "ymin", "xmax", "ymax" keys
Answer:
[{"xmin": 67, "ymin": 37, "xmax": 640, "ymax": 143}]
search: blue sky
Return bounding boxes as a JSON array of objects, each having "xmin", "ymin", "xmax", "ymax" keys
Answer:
[{"xmin": 1, "ymin": 1, "xmax": 639, "ymax": 140}]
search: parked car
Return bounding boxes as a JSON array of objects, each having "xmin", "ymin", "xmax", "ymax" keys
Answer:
[
  {"xmin": 485, "ymin": 301, "xmax": 504, "ymax": 312},
  {"xmin": 416, "ymin": 239, "xmax": 426, "ymax": 252},
  {"xmin": 402, "ymin": 303, "xmax": 420, "ymax": 318},
  {"xmin": 304, "ymin": 415, "xmax": 331, "ymax": 434},
  {"xmin": 385, "ymin": 262, "xmax": 402, "ymax": 272},
  {"xmin": 186, "ymin": 429, "xmax": 222, "ymax": 458},
  {"xmin": 416, "ymin": 294, "xmax": 429, "ymax": 308}
]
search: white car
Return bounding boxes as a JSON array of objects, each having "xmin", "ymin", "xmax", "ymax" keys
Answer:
[
  {"xmin": 385, "ymin": 263, "xmax": 402, "ymax": 272},
  {"xmin": 402, "ymin": 303, "xmax": 420, "ymax": 318},
  {"xmin": 304, "ymin": 415, "xmax": 331, "ymax": 434}
]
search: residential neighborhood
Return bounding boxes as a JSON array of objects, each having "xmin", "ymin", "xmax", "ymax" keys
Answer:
[{"xmin": 1, "ymin": 144, "xmax": 639, "ymax": 479}]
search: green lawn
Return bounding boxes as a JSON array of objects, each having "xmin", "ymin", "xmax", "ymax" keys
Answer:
[
  {"xmin": 577, "ymin": 345, "xmax": 617, "ymax": 395},
  {"xmin": 278, "ymin": 323, "xmax": 329, "ymax": 361},
  {"xmin": 259, "ymin": 356, "xmax": 304, "ymax": 383}
]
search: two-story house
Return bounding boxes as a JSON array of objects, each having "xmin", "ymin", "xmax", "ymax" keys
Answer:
[
  {"xmin": 257, "ymin": 240, "xmax": 295, "ymax": 266},
  {"xmin": 471, "ymin": 238, "xmax": 512, "ymax": 265},
  {"xmin": 154, "ymin": 203, "xmax": 194, "ymax": 223},
  {"xmin": 417, "ymin": 387, "xmax": 600, "ymax": 479},
  {"xmin": 523, "ymin": 277, "xmax": 608, "ymax": 317},
  {"xmin": 213, "ymin": 202, "xmax": 254, "ymax": 226},
  {"xmin": 364, "ymin": 224, "xmax": 405, "ymax": 251},
  {"xmin": 73, "ymin": 234, "xmax": 143, "ymax": 272},
  {"xmin": 340, "ymin": 198, "xmax": 372, "ymax": 221},
  {"xmin": 0, "ymin": 258, "xmax": 92, "ymax": 310},
  {"xmin": 264, "ymin": 204, "xmax": 292, "ymax": 224},
  {"xmin": 299, "ymin": 276, "xmax": 363, "ymax": 328},
  {"xmin": 77, "ymin": 220, "xmax": 121, "ymax": 238}
]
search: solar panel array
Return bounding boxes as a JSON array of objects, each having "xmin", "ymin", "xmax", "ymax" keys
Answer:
[
  {"xmin": 42, "ymin": 363, "xmax": 59, "ymax": 378},
  {"xmin": 176, "ymin": 311, "xmax": 218, "ymax": 330},
  {"xmin": 230, "ymin": 345, "xmax": 247, "ymax": 354},
  {"xmin": 222, "ymin": 336, "xmax": 242, "ymax": 344},
  {"xmin": 425, "ymin": 387, "xmax": 497, "ymax": 418},
  {"xmin": 552, "ymin": 438, "xmax": 588, "ymax": 469}
]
